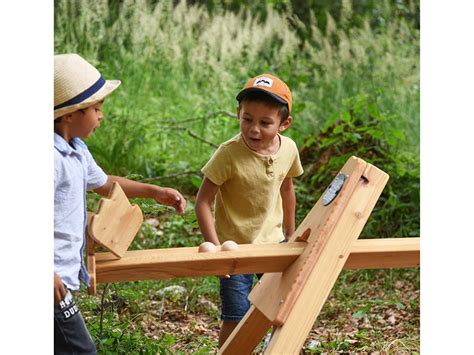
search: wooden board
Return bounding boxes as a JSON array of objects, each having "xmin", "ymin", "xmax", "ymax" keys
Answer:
[
  {"xmin": 87, "ymin": 182, "xmax": 143, "ymax": 258},
  {"xmin": 90, "ymin": 237, "xmax": 419, "ymax": 289},
  {"xmin": 94, "ymin": 243, "xmax": 305, "ymax": 284},
  {"xmin": 86, "ymin": 213, "xmax": 96, "ymax": 295},
  {"xmin": 219, "ymin": 306, "xmax": 272, "ymax": 355},
  {"xmin": 345, "ymin": 237, "xmax": 420, "ymax": 269},
  {"xmin": 248, "ymin": 156, "xmax": 380, "ymax": 326},
  {"xmin": 261, "ymin": 161, "xmax": 389, "ymax": 353}
]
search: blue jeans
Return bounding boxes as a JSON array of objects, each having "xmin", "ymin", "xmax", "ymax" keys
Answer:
[
  {"xmin": 54, "ymin": 289, "xmax": 97, "ymax": 354},
  {"xmin": 220, "ymin": 274, "xmax": 256, "ymax": 321}
]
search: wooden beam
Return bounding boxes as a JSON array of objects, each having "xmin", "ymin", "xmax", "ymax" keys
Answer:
[
  {"xmin": 261, "ymin": 160, "xmax": 389, "ymax": 352},
  {"xmin": 219, "ymin": 306, "xmax": 272, "ymax": 355},
  {"xmin": 249, "ymin": 158, "xmax": 387, "ymax": 327},
  {"xmin": 94, "ymin": 243, "xmax": 305, "ymax": 284},
  {"xmin": 345, "ymin": 237, "xmax": 420, "ymax": 269},
  {"xmin": 92, "ymin": 238, "xmax": 420, "ymax": 285}
]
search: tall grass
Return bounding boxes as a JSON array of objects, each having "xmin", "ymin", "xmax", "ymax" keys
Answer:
[{"xmin": 55, "ymin": 0, "xmax": 419, "ymax": 181}]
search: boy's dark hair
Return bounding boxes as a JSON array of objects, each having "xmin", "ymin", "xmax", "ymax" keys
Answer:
[
  {"xmin": 54, "ymin": 107, "xmax": 91, "ymax": 124},
  {"xmin": 238, "ymin": 91, "xmax": 290, "ymax": 122}
]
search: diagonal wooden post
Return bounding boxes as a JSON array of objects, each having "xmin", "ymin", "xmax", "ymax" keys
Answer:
[
  {"xmin": 219, "ymin": 306, "xmax": 272, "ymax": 355},
  {"xmin": 220, "ymin": 157, "xmax": 389, "ymax": 354},
  {"xmin": 264, "ymin": 162, "xmax": 388, "ymax": 353}
]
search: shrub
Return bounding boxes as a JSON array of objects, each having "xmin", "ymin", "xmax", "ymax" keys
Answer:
[{"xmin": 298, "ymin": 93, "xmax": 419, "ymax": 238}]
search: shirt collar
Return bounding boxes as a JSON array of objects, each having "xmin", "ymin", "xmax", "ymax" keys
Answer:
[{"xmin": 54, "ymin": 132, "xmax": 82, "ymax": 156}]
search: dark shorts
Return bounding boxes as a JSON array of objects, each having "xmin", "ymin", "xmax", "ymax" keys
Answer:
[
  {"xmin": 54, "ymin": 289, "xmax": 97, "ymax": 354},
  {"xmin": 220, "ymin": 274, "xmax": 258, "ymax": 321}
]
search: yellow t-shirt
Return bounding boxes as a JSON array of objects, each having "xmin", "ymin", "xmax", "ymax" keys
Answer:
[{"xmin": 201, "ymin": 133, "xmax": 304, "ymax": 245}]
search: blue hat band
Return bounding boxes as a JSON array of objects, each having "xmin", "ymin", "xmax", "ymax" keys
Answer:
[{"xmin": 54, "ymin": 76, "xmax": 106, "ymax": 110}]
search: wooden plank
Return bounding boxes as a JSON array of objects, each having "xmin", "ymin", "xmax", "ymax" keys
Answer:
[
  {"xmin": 219, "ymin": 306, "xmax": 272, "ymax": 355},
  {"xmin": 249, "ymin": 156, "xmax": 371, "ymax": 326},
  {"xmin": 263, "ymin": 161, "xmax": 389, "ymax": 353},
  {"xmin": 90, "ymin": 237, "xmax": 420, "ymax": 288},
  {"xmin": 86, "ymin": 213, "xmax": 96, "ymax": 295},
  {"xmin": 345, "ymin": 237, "xmax": 420, "ymax": 269},
  {"xmin": 88, "ymin": 182, "xmax": 143, "ymax": 258},
  {"xmin": 94, "ymin": 243, "xmax": 306, "ymax": 284}
]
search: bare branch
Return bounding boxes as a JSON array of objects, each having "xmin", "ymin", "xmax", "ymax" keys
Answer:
[{"xmin": 186, "ymin": 130, "xmax": 219, "ymax": 148}]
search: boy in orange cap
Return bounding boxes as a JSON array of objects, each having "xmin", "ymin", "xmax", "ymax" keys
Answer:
[
  {"xmin": 195, "ymin": 74, "xmax": 303, "ymax": 346},
  {"xmin": 54, "ymin": 53, "xmax": 186, "ymax": 353}
]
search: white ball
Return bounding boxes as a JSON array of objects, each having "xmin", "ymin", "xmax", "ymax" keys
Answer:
[
  {"xmin": 221, "ymin": 240, "xmax": 239, "ymax": 251},
  {"xmin": 198, "ymin": 241, "xmax": 217, "ymax": 253}
]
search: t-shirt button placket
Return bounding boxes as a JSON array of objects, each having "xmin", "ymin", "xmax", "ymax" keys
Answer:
[{"xmin": 266, "ymin": 157, "xmax": 274, "ymax": 177}]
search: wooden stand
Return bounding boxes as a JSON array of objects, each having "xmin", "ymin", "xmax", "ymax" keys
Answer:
[
  {"xmin": 219, "ymin": 157, "xmax": 389, "ymax": 353},
  {"xmin": 85, "ymin": 156, "xmax": 420, "ymax": 353}
]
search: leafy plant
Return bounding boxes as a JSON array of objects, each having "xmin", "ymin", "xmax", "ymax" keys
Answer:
[{"xmin": 298, "ymin": 92, "xmax": 419, "ymax": 237}]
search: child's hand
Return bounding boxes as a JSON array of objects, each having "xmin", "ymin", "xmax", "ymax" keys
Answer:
[
  {"xmin": 54, "ymin": 272, "xmax": 66, "ymax": 304},
  {"xmin": 154, "ymin": 187, "xmax": 186, "ymax": 214}
]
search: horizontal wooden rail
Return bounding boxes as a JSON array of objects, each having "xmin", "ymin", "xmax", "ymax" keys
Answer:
[
  {"xmin": 94, "ymin": 242, "xmax": 304, "ymax": 283},
  {"xmin": 93, "ymin": 238, "xmax": 419, "ymax": 284},
  {"xmin": 344, "ymin": 237, "xmax": 420, "ymax": 269}
]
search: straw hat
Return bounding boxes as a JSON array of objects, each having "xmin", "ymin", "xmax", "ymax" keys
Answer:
[
  {"xmin": 236, "ymin": 73, "xmax": 292, "ymax": 112},
  {"xmin": 54, "ymin": 53, "xmax": 121, "ymax": 119}
]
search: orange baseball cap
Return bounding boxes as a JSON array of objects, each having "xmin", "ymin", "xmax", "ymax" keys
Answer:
[{"xmin": 236, "ymin": 73, "xmax": 292, "ymax": 112}]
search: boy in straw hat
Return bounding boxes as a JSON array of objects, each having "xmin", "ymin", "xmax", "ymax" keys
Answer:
[
  {"xmin": 54, "ymin": 53, "xmax": 186, "ymax": 353},
  {"xmin": 195, "ymin": 74, "xmax": 303, "ymax": 346}
]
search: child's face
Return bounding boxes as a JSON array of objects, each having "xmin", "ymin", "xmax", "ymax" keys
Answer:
[
  {"xmin": 67, "ymin": 101, "xmax": 104, "ymax": 139},
  {"xmin": 238, "ymin": 100, "xmax": 292, "ymax": 155}
]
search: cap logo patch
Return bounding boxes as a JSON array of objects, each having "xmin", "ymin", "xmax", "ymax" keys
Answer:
[{"xmin": 254, "ymin": 76, "xmax": 273, "ymax": 88}]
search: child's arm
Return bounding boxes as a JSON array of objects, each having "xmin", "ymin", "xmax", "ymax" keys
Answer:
[
  {"xmin": 94, "ymin": 175, "xmax": 186, "ymax": 214},
  {"xmin": 280, "ymin": 177, "xmax": 296, "ymax": 240},
  {"xmin": 195, "ymin": 177, "xmax": 221, "ymax": 245}
]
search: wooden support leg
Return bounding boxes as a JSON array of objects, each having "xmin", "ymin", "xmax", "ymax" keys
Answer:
[
  {"xmin": 86, "ymin": 212, "xmax": 97, "ymax": 295},
  {"xmin": 219, "ymin": 306, "xmax": 272, "ymax": 355},
  {"xmin": 263, "ymin": 265, "xmax": 331, "ymax": 354},
  {"xmin": 86, "ymin": 226, "xmax": 96, "ymax": 295},
  {"xmin": 262, "ymin": 163, "xmax": 389, "ymax": 353}
]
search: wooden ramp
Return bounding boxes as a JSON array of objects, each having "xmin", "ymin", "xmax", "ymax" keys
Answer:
[{"xmin": 85, "ymin": 156, "xmax": 420, "ymax": 354}]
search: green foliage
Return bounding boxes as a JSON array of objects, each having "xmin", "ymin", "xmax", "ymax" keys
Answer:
[
  {"xmin": 55, "ymin": 0, "xmax": 419, "ymax": 186},
  {"xmin": 299, "ymin": 93, "xmax": 419, "ymax": 237}
]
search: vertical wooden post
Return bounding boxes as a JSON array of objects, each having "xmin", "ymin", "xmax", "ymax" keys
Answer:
[{"xmin": 86, "ymin": 213, "xmax": 96, "ymax": 295}]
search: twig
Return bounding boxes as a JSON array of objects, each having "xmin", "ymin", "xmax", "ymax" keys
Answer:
[
  {"xmin": 186, "ymin": 130, "xmax": 219, "ymax": 148},
  {"xmin": 162, "ymin": 125, "xmax": 219, "ymax": 148},
  {"xmin": 98, "ymin": 283, "xmax": 109, "ymax": 339}
]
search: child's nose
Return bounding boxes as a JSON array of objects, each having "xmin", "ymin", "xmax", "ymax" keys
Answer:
[{"xmin": 250, "ymin": 125, "xmax": 259, "ymax": 133}]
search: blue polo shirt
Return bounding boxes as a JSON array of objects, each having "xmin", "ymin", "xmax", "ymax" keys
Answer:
[{"xmin": 54, "ymin": 133, "xmax": 108, "ymax": 290}]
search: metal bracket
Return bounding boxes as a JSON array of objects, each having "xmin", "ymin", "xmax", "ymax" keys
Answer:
[{"xmin": 322, "ymin": 172, "xmax": 347, "ymax": 206}]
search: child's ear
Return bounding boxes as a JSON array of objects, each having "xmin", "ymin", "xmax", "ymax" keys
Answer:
[
  {"xmin": 279, "ymin": 115, "xmax": 293, "ymax": 132},
  {"xmin": 63, "ymin": 112, "xmax": 74, "ymax": 123},
  {"xmin": 236, "ymin": 105, "xmax": 240, "ymax": 119}
]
